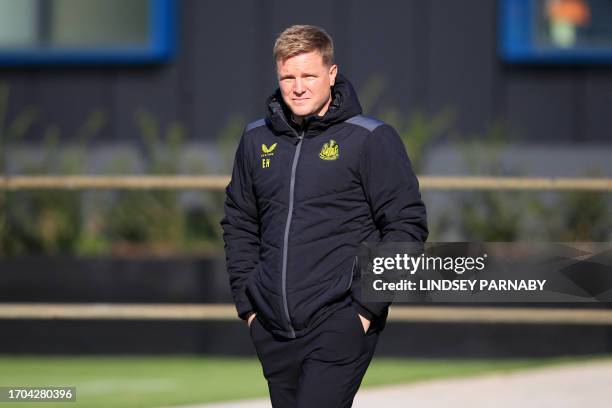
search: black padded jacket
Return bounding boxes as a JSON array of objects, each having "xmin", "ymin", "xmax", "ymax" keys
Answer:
[{"xmin": 221, "ymin": 73, "xmax": 428, "ymax": 339}]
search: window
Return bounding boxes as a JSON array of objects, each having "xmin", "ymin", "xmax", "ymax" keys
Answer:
[
  {"xmin": 0, "ymin": 0, "xmax": 176, "ymax": 65},
  {"xmin": 499, "ymin": 0, "xmax": 612, "ymax": 63}
]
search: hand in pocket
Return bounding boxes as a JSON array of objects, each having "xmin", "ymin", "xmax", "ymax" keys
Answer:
[{"xmin": 357, "ymin": 313, "xmax": 370, "ymax": 334}]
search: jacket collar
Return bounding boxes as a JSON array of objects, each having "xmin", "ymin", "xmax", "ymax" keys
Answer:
[{"xmin": 265, "ymin": 73, "xmax": 363, "ymax": 140}]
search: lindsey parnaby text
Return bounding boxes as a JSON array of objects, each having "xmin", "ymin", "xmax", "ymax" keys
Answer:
[{"xmin": 372, "ymin": 279, "xmax": 547, "ymax": 292}]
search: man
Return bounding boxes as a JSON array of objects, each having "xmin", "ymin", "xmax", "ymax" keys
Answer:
[{"xmin": 221, "ymin": 25, "xmax": 428, "ymax": 407}]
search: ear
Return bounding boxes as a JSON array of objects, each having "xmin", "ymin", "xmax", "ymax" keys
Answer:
[
  {"xmin": 275, "ymin": 59, "xmax": 283, "ymax": 81},
  {"xmin": 328, "ymin": 64, "xmax": 338, "ymax": 86}
]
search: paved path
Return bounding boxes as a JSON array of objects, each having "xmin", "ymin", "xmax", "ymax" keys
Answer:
[{"xmin": 164, "ymin": 359, "xmax": 612, "ymax": 408}]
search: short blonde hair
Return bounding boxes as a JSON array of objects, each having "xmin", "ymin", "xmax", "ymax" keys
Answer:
[{"xmin": 273, "ymin": 25, "xmax": 334, "ymax": 66}]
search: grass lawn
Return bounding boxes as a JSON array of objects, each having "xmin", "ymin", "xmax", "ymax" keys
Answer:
[{"xmin": 0, "ymin": 354, "xmax": 609, "ymax": 408}]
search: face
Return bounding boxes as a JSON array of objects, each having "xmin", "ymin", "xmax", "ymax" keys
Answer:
[{"xmin": 276, "ymin": 50, "xmax": 338, "ymax": 120}]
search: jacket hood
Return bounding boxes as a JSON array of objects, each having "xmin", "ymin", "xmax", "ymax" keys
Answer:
[{"xmin": 265, "ymin": 73, "xmax": 363, "ymax": 139}]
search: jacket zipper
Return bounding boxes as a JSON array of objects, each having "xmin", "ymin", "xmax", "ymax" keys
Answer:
[{"xmin": 281, "ymin": 123, "xmax": 304, "ymax": 338}]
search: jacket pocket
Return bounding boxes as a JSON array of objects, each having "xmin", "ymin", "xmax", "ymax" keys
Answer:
[
  {"xmin": 352, "ymin": 305, "xmax": 368, "ymax": 336},
  {"xmin": 248, "ymin": 315, "xmax": 258, "ymax": 337},
  {"xmin": 346, "ymin": 255, "xmax": 358, "ymax": 291}
]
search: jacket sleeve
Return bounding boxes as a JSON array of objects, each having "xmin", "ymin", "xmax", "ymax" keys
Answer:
[
  {"xmin": 351, "ymin": 124, "xmax": 428, "ymax": 321},
  {"xmin": 220, "ymin": 130, "xmax": 260, "ymax": 321}
]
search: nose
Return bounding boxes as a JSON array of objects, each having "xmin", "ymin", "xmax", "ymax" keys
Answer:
[{"xmin": 293, "ymin": 78, "xmax": 305, "ymax": 95}]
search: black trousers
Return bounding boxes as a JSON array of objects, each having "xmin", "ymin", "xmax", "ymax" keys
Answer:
[{"xmin": 249, "ymin": 302, "xmax": 380, "ymax": 408}]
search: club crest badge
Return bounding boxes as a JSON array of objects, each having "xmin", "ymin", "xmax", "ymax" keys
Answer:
[{"xmin": 319, "ymin": 139, "xmax": 339, "ymax": 160}]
